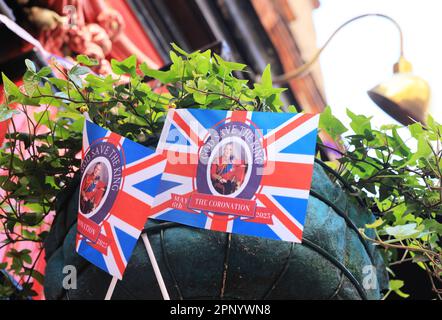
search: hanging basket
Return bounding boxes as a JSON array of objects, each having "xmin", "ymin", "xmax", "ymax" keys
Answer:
[{"xmin": 43, "ymin": 162, "xmax": 388, "ymax": 300}]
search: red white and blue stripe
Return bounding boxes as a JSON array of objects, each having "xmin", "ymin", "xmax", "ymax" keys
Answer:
[
  {"xmin": 151, "ymin": 109, "xmax": 319, "ymax": 243},
  {"xmin": 76, "ymin": 120, "xmax": 165, "ymax": 279}
]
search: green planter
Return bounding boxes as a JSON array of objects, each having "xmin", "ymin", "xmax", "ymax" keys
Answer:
[{"xmin": 43, "ymin": 162, "xmax": 388, "ymax": 299}]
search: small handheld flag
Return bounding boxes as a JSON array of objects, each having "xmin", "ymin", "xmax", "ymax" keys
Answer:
[
  {"xmin": 76, "ymin": 119, "xmax": 165, "ymax": 279},
  {"xmin": 151, "ymin": 109, "xmax": 319, "ymax": 243}
]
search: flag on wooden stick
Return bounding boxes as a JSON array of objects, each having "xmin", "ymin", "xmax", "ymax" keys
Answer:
[
  {"xmin": 76, "ymin": 119, "xmax": 165, "ymax": 279},
  {"xmin": 151, "ymin": 109, "xmax": 319, "ymax": 242}
]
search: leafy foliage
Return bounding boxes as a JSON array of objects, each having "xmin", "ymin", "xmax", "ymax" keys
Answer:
[
  {"xmin": 319, "ymin": 106, "xmax": 442, "ymax": 299},
  {"xmin": 1, "ymin": 44, "xmax": 440, "ymax": 300},
  {"xmin": 0, "ymin": 45, "xmax": 288, "ymax": 298}
]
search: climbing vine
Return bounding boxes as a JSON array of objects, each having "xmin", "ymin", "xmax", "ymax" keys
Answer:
[
  {"xmin": 320, "ymin": 107, "xmax": 442, "ymax": 299},
  {"xmin": 0, "ymin": 45, "xmax": 289, "ymax": 298},
  {"xmin": 0, "ymin": 44, "xmax": 440, "ymax": 299}
]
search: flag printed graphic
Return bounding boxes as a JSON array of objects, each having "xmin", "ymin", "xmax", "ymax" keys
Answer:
[
  {"xmin": 76, "ymin": 119, "xmax": 166, "ymax": 279},
  {"xmin": 151, "ymin": 109, "xmax": 319, "ymax": 242}
]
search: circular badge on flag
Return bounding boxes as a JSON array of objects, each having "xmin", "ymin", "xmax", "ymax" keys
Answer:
[
  {"xmin": 79, "ymin": 141, "xmax": 123, "ymax": 224},
  {"xmin": 196, "ymin": 121, "xmax": 265, "ymax": 200}
]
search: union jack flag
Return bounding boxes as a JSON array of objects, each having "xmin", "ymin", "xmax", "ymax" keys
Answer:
[
  {"xmin": 151, "ymin": 109, "xmax": 319, "ymax": 243},
  {"xmin": 76, "ymin": 120, "xmax": 165, "ymax": 279}
]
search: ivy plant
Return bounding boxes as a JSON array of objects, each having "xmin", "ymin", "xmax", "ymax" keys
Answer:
[
  {"xmin": 320, "ymin": 107, "xmax": 442, "ymax": 299},
  {"xmin": 0, "ymin": 45, "xmax": 287, "ymax": 298},
  {"xmin": 0, "ymin": 44, "xmax": 440, "ymax": 299}
]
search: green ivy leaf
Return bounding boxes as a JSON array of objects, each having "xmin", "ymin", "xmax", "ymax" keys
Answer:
[
  {"xmin": 260, "ymin": 64, "xmax": 272, "ymax": 90},
  {"xmin": 1, "ymin": 73, "xmax": 40, "ymax": 105},
  {"xmin": 385, "ymin": 223, "xmax": 420, "ymax": 239},
  {"xmin": 0, "ymin": 103, "xmax": 20, "ymax": 121},
  {"xmin": 171, "ymin": 42, "xmax": 192, "ymax": 57},
  {"xmin": 214, "ymin": 53, "xmax": 247, "ymax": 75},
  {"xmin": 406, "ymin": 135, "xmax": 432, "ymax": 165},
  {"xmin": 140, "ymin": 62, "xmax": 174, "ymax": 83},
  {"xmin": 111, "ymin": 55, "xmax": 137, "ymax": 77},
  {"xmin": 389, "ymin": 279, "xmax": 409, "ymax": 298},
  {"xmin": 37, "ymin": 66, "xmax": 52, "ymax": 77},
  {"xmin": 391, "ymin": 127, "xmax": 410, "ymax": 157},
  {"xmin": 389, "ymin": 279, "xmax": 404, "ymax": 291},
  {"xmin": 23, "ymin": 269, "xmax": 44, "ymax": 285},
  {"xmin": 319, "ymin": 106, "xmax": 347, "ymax": 140},
  {"xmin": 25, "ymin": 59, "xmax": 36, "ymax": 73},
  {"xmin": 253, "ymin": 65, "xmax": 285, "ymax": 108},
  {"xmin": 76, "ymin": 54, "xmax": 99, "ymax": 66},
  {"xmin": 346, "ymin": 109, "xmax": 372, "ymax": 135},
  {"xmin": 69, "ymin": 65, "xmax": 91, "ymax": 76}
]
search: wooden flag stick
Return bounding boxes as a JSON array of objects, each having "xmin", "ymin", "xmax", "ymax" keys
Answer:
[
  {"xmin": 141, "ymin": 233, "xmax": 170, "ymax": 300},
  {"xmin": 105, "ymin": 276, "xmax": 118, "ymax": 300}
]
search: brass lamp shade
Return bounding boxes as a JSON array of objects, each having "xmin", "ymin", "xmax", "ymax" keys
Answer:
[{"xmin": 367, "ymin": 59, "xmax": 430, "ymax": 125}]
